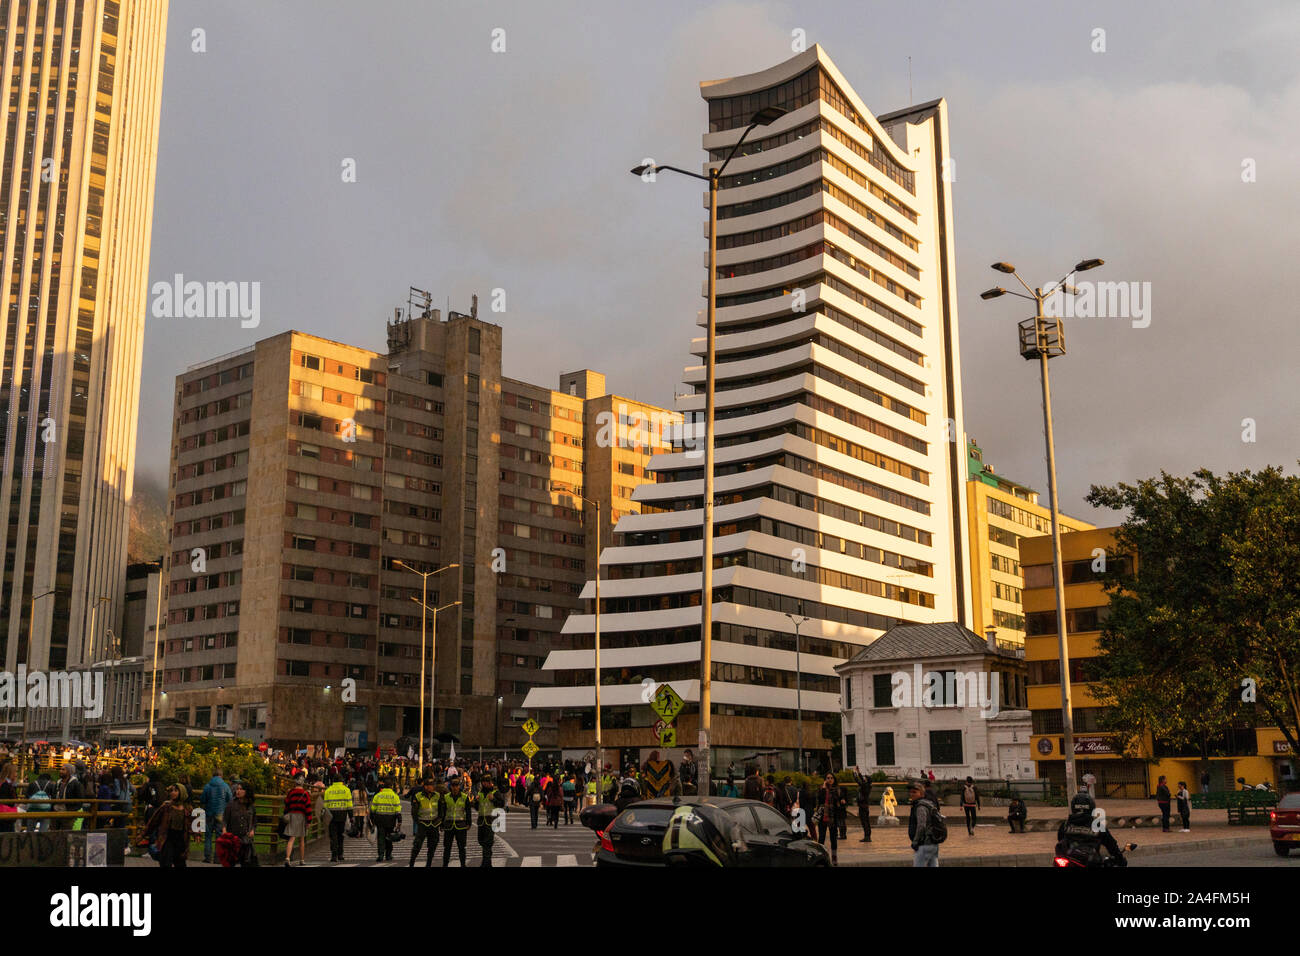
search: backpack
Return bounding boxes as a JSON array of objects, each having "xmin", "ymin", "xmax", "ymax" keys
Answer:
[
  {"xmin": 922, "ymin": 799, "xmax": 948, "ymax": 844},
  {"xmin": 963, "ymin": 784, "xmax": 976, "ymax": 804}
]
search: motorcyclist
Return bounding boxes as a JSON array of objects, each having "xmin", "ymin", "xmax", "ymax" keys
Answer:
[{"xmin": 1055, "ymin": 789, "xmax": 1126, "ymax": 866}]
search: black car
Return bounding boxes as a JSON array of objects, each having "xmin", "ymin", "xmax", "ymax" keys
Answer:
[{"xmin": 580, "ymin": 796, "xmax": 831, "ymax": 867}]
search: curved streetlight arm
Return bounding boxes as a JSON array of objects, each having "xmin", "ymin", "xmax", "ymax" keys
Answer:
[
  {"xmin": 640, "ymin": 163, "xmax": 708, "ymax": 182},
  {"xmin": 713, "ymin": 119, "xmax": 764, "ymax": 178}
]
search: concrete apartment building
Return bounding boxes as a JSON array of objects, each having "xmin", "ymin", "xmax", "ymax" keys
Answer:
[
  {"xmin": 160, "ymin": 302, "xmax": 676, "ymax": 751},
  {"xmin": 966, "ymin": 439, "xmax": 1093, "ymax": 647},
  {"xmin": 0, "ymin": 0, "xmax": 168, "ymax": 700},
  {"xmin": 527, "ymin": 45, "xmax": 974, "ymax": 771}
]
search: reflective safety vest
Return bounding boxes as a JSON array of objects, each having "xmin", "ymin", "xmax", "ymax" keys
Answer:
[
  {"xmin": 586, "ymin": 780, "xmax": 598, "ymax": 795},
  {"xmin": 370, "ymin": 788, "xmax": 401, "ymax": 815},
  {"xmin": 476, "ymin": 793, "xmax": 498, "ymax": 827},
  {"xmin": 413, "ymin": 791, "xmax": 440, "ymax": 824},
  {"xmin": 440, "ymin": 791, "xmax": 471, "ymax": 829},
  {"xmin": 323, "ymin": 782, "xmax": 353, "ymax": 810}
]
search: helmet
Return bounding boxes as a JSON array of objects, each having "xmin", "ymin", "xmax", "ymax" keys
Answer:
[{"xmin": 1069, "ymin": 790, "xmax": 1096, "ymax": 815}]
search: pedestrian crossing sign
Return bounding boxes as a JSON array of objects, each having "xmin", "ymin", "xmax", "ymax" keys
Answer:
[
  {"xmin": 650, "ymin": 683, "xmax": 685, "ymax": 721},
  {"xmin": 522, "ymin": 740, "xmax": 539, "ymax": 758},
  {"xmin": 522, "ymin": 718, "xmax": 540, "ymax": 737}
]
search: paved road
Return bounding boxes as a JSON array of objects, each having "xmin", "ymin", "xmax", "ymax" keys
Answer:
[
  {"xmin": 301, "ymin": 814, "xmax": 594, "ymax": 867},
  {"xmin": 1134, "ymin": 841, "xmax": 1299, "ymax": 867},
  {"xmin": 501, "ymin": 814, "xmax": 594, "ymax": 867}
]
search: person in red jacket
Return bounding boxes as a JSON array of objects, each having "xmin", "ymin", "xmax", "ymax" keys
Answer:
[{"xmin": 282, "ymin": 774, "xmax": 312, "ymax": 866}]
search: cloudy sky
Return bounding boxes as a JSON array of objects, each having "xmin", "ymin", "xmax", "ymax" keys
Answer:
[{"xmin": 140, "ymin": 0, "xmax": 1300, "ymax": 521}]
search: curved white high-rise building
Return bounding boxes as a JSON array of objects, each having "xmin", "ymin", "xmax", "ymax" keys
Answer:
[{"xmin": 525, "ymin": 46, "xmax": 972, "ymax": 770}]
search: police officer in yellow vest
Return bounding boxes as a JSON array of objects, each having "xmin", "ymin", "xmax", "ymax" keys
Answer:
[
  {"xmin": 323, "ymin": 779, "xmax": 353, "ymax": 862},
  {"xmin": 408, "ymin": 777, "xmax": 441, "ymax": 867},
  {"xmin": 370, "ymin": 778, "xmax": 402, "ymax": 863},
  {"xmin": 475, "ymin": 776, "xmax": 506, "ymax": 867},
  {"xmin": 436, "ymin": 775, "xmax": 472, "ymax": 867}
]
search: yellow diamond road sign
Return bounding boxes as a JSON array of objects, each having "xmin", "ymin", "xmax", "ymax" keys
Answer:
[
  {"xmin": 521, "ymin": 740, "xmax": 539, "ymax": 758},
  {"xmin": 650, "ymin": 683, "xmax": 685, "ymax": 721},
  {"xmin": 658, "ymin": 724, "xmax": 677, "ymax": 748},
  {"xmin": 522, "ymin": 718, "xmax": 539, "ymax": 737}
]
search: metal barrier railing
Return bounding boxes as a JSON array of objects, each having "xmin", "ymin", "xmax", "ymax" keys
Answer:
[{"xmin": 0, "ymin": 796, "xmax": 132, "ymax": 830}]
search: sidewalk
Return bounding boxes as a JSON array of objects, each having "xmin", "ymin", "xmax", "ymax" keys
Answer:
[{"xmin": 833, "ymin": 800, "xmax": 1263, "ymax": 866}]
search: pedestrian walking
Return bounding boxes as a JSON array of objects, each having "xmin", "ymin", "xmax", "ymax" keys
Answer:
[
  {"xmin": 907, "ymin": 779, "xmax": 944, "ymax": 867},
  {"xmin": 437, "ymin": 776, "xmax": 472, "ymax": 867},
  {"xmin": 144, "ymin": 784, "xmax": 189, "ymax": 868},
  {"xmin": 527, "ymin": 774, "xmax": 543, "ymax": 829},
  {"xmin": 815, "ymin": 772, "xmax": 844, "ymax": 865},
  {"xmin": 224, "ymin": 781, "xmax": 257, "ymax": 866},
  {"xmin": 281, "ymin": 774, "xmax": 311, "ymax": 866},
  {"xmin": 960, "ymin": 776, "xmax": 980, "ymax": 836},
  {"xmin": 1176, "ymin": 781, "xmax": 1191, "ymax": 832},
  {"xmin": 1155, "ymin": 775, "xmax": 1172, "ymax": 832},
  {"xmin": 718, "ymin": 775, "xmax": 739, "ymax": 798},
  {"xmin": 852, "ymin": 766, "xmax": 873, "ymax": 843},
  {"xmin": 200, "ymin": 769, "xmax": 232, "ymax": 863},
  {"xmin": 545, "ymin": 775, "xmax": 564, "ymax": 829},
  {"xmin": 562, "ymin": 773, "xmax": 577, "ymax": 824},
  {"xmin": 1199, "ymin": 768, "xmax": 1211, "ymax": 794},
  {"xmin": 369, "ymin": 778, "xmax": 402, "ymax": 862},
  {"xmin": 1083, "ymin": 771, "xmax": 1097, "ymax": 797}
]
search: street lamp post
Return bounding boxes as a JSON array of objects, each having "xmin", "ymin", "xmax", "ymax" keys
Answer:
[
  {"xmin": 631, "ymin": 104, "xmax": 786, "ymax": 796},
  {"xmin": 22, "ymin": 588, "xmax": 56, "ymax": 744},
  {"xmin": 570, "ymin": 492, "xmax": 603, "ymax": 789},
  {"xmin": 66, "ymin": 595, "xmax": 110, "ymax": 742},
  {"xmin": 981, "ymin": 256, "xmax": 1103, "ymax": 800},
  {"xmin": 785, "ymin": 607, "xmax": 811, "ymax": 775},
  {"xmin": 395, "ymin": 559, "xmax": 459, "ymax": 777},
  {"xmin": 147, "ymin": 559, "xmax": 167, "ymax": 749}
]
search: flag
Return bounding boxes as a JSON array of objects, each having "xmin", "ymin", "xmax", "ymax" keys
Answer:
[{"xmin": 449, "ymin": 742, "xmax": 456, "ymax": 763}]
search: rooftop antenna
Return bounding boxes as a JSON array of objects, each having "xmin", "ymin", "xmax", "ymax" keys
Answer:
[{"xmin": 908, "ymin": 56, "xmax": 913, "ymax": 106}]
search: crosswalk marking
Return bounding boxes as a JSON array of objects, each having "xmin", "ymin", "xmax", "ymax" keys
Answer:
[
  {"xmin": 557, "ymin": 854, "xmax": 578, "ymax": 866},
  {"xmin": 521, "ymin": 856, "xmax": 542, "ymax": 866}
]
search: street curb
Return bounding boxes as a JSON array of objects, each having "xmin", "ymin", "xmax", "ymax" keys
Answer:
[{"xmin": 837, "ymin": 833, "xmax": 1266, "ymax": 867}]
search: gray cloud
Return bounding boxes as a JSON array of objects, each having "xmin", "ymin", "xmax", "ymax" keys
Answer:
[{"xmin": 140, "ymin": 0, "xmax": 1299, "ymax": 526}]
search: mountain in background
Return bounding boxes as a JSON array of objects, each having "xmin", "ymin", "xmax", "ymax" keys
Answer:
[{"xmin": 129, "ymin": 474, "xmax": 169, "ymax": 564}]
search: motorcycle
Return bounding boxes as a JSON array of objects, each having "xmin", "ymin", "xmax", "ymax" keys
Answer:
[{"xmin": 1054, "ymin": 841, "xmax": 1137, "ymax": 868}]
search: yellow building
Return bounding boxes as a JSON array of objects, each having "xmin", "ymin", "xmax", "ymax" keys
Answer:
[
  {"xmin": 1021, "ymin": 527, "xmax": 1293, "ymax": 796},
  {"xmin": 966, "ymin": 440, "xmax": 1092, "ymax": 648}
]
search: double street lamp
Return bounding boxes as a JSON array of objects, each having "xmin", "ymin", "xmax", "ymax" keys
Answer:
[
  {"xmin": 981, "ymin": 256, "xmax": 1103, "ymax": 800},
  {"xmin": 394, "ymin": 559, "xmax": 459, "ymax": 776},
  {"xmin": 631, "ymin": 104, "xmax": 786, "ymax": 795}
]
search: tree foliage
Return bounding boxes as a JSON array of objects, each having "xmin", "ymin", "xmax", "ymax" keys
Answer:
[
  {"xmin": 1086, "ymin": 467, "xmax": 1300, "ymax": 760},
  {"xmin": 152, "ymin": 739, "xmax": 275, "ymax": 793}
]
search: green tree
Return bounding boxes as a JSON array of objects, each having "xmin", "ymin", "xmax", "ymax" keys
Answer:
[
  {"xmin": 1086, "ymin": 467, "xmax": 1300, "ymax": 760},
  {"xmin": 154, "ymin": 739, "xmax": 274, "ymax": 793}
]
